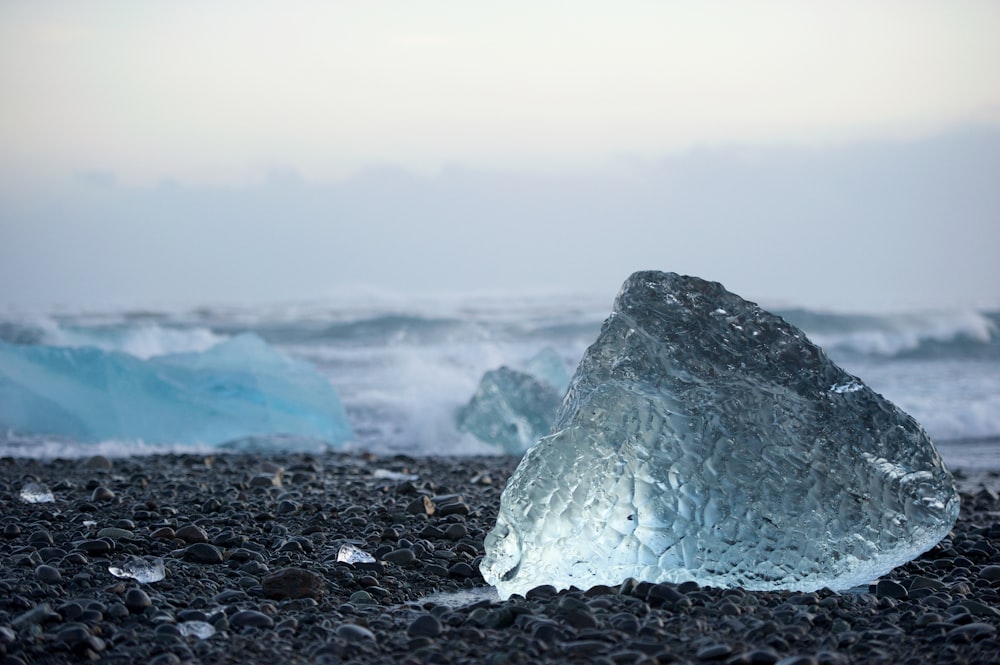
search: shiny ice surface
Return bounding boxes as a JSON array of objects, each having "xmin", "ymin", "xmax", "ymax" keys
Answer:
[
  {"xmin": 336, "ymin": 544, "xmax": 375, "ymax": 564},
  {"xmin": 481, "ymin": 271, "xmax": 960, "ymax": 599},
  {"xmin": 108, "ymin": 556, "xmax": 166, "ymax": 583}
]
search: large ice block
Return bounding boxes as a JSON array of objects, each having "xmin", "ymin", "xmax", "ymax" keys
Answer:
[
  {"xmin": 0, "ymin": 334, "xmax": 353, "ymax": 446},
  {"xmin": 481, "ymin": 271, "xmax": 959, "ymax": 598}
]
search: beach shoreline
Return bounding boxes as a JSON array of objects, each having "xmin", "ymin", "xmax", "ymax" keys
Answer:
[{"xmin": 1, "ymin": 452, "xmax": 997, "ymax": 664}]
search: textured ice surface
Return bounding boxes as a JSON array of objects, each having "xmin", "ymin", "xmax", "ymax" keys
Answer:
[
  {"xmin": 0, "ymin": 334, "xmax": 353, "ymax": 446},
  {"xmin": 481, "ymin": 271, "xmax": 960, "ymax": 599},
  {"xmin": 108, "ymin": 556, "xmax": 166, "ymax": 583},
  {"xmin": 457, "ymin": 348, "xmax": 570, "ymax": 453}
]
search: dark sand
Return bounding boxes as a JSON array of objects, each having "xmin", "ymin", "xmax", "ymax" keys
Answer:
[{"xmin": 0, "ymin": 453, "xmax": 997, "ymax": 664}]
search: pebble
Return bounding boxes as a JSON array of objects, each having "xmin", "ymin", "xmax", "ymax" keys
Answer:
[
  {"xmin": 90, "ymin": 486, "xmax": 115, "ymax": 501},
  {"xmin": 979, "ymin": 564, "xmax": 1000, "ymax": 581},
  {"xmin": 336, "ymin": 623, "xmax": 376, "ymax": 643},
  {"xmin": 35, "ymin": 564, "xmax": 62, "ymax": 584},
  {"xmin": 183, "ymin": 543, "xmax": 224, "ymax": 564},
  {"xmin": 407, "ymin": 614, "xmax": 443, "ymax": 638},
  {"xmin": 695, "ymin": 643, "xmax": 732, "ymax": 659},
  {"xmin": 176, "ymin": 525, "xmax": 210, "ymax": 543},
  {"xmin": 444, "ymin": 523, "xmax": 468, "ymax": 540},
  {"xmin": 75, "ymin": 539, "xmax": 113, "ymax": 555},
  {"xmin": 447, "ymin": 562, "xmax": 475, "ymax": 578},
  {"xmin": 946, "ymin": 622, "xmax": 996, "ymax": 642},
  {"xmin": 262, "ymin": 567, "xmax": 325, "ymax": 600},
  {"xmin": 407, "ymin": 496, "xmax": 436, "ymax": 515},
  {"xmin": 875, "ymin": 579, "xmax": 908, "ymax": 600},
  {"xmin": 229, "ymin": 610, "xmax": 275, "ymax": 629},
  {"xmin": 150, "ymin": 526, "xmax": 176, "ymax": 540},
  {"xmin": 383, "ymin": 548, "xmax": 417, "ymax": 565},
  {"xmin": 97, "ymin": 527, "xmax": 134, "ymax": 540},
  {"xmin": 124, "ymin": 588, "xmax": 152, "ymax": 613}
]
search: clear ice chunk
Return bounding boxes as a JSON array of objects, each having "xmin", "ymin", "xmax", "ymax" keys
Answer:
[
  {"xmin": 372, "ymin": 469, "xmax": 419, "ymax": 481},
  {"xmin": 481, "ymin": 271, "xmax": 960, "ymax": 599},
  {"xmin": 336, "ymin": 543, "xmax": 375, "ymax": 564},
  {"xmin": 457, "ymin": 366, "xmax": 564, "ymax": 453},
  {"xmin": 19, "ymin": 482, "xmax": 54, "ymax": 503},
  {"xmin": 0, "ymin": 334, "xmax": 354, "ymax": 446},
  {"xmin": 108, "ymin": 556, "xmax": 166, "ymax": 583},
  {"xmin": 177, "ymin": 621, "xmax": 216, "ymax": 639},
  {"xmin": 523, "ymin": 347, "xmax": 571, "ymax": 393}
]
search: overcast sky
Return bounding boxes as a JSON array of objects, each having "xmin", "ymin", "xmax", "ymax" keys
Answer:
[{"xmin": 1, "ymin": 2, "xmax": 998, "ymax": 311}]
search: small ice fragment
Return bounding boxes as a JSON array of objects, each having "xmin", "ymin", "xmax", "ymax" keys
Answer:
[
  {"xmin": 831, "ymin": 380, "xmax": 864, "ymax": 393},
  {"xmin": 108, "ymin": 556, "xmax": 166, "ymax": 583},
  {"xmin": 177, "ymin": 621, "xmax": 216, "ymax": 639},
  {"xmin": 83, "ymin": 520, "xmax": 97, "ymax": 527},
  {"xmin": 19, "ymin": 482, "xmax": 54, "ymax": 503},
  {"xmin": 372, "ymin": 469, "xmax": 419, "ymax": 481},
  {"xmin": 336, "ymin": 544, "xmax": 375, "ymax": 564}
]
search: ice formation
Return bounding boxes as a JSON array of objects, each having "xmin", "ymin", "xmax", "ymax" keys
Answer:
[
  {"xmin": 19, "ymin": 482, "xmax": 54, "ymax": 504},
  {"xmin": 481, "ymin": 271, "xmax": 960, "ymax": 599},
  {"xmin": 457, "ymin": 367, "xmax": 563, "ymax": 453},
  {"xmin": 108, "ymin": 557, "xmax": 166, "ymax": 583},
  {"xmin": 0, "ymin": 334, "xmax": 353, "ymax": 446},
  {"xmin": 336, "ymin": 544, "xmax": 375, "ymax": 564},
  {"xmin": 457, "ymin": 348, "xmax": 570, "ymax": 453},
  {"xmin": 177, "ymin": 621, "xmax": 216, "ymax": 639}
]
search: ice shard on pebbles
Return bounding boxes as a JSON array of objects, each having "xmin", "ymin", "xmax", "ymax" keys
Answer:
[{"xmin": 481, "ymin": 271, "xmax": 959, "ymax": 599}]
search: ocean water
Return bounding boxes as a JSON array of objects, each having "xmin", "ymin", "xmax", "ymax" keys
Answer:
[{"xmin": 1, "ymin": 295, "xmax": 997, "ymax": 470}]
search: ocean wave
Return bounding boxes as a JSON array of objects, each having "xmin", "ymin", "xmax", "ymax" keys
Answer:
[
  {"xmin": 0, "ymin": 316, "xmax": 227, "ymax": 359},
  {"xmin": 779, "ymin": 309, "xmax": 998, "ymax": 358}
]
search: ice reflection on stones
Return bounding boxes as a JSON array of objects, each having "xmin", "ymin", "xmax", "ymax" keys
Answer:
[{"xmin": 481, "ymin": 271, "xmax": 960, "ymax": 599}]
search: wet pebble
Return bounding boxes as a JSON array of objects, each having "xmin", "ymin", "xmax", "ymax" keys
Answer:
[
  {"xmin": 124, "ymin": 588, "xmax": 152, "ymax": 613},
  {"xmin": 695, "ymin": 643, "xmax": 732, "ymax": 659},
  {"xmin": 336, "ymin": 623, "xmax": 376, "ymax": 643},
  {"xmin": 75, "ymin": 539, "xmax": 113, "ymax": 555},
  {"xmin": 979, "ymin": 564, "xmax": 1000, "ymax": 581},
  {"xmin": 175, "ymin": 524, "xmax": 209, "ymax": 543},
  {"xmin": 407, "ymin": 614, "xmax": 443, "ymax": 638},
  {"xmin": 262, "ymin": 567, "xmax": 325, "ymax": 600},
  {"xmin": 183, "ymin": 543, "xmax": 224, "ymax": 564},
  {"xmin": 383, "ymin": 548, "xmax": 417, "ymax": 565},
  {"xmin": 875, "ymin": 579, "xmax": 908, "ymax": 600},
  {"xmin": 97, "ymin": 527, "xmax": 134, "ymax": 540},
  {"xmin": 35, "ymin": 564, "xmax": 62, "ymax": 584},
  {"xmin": 230, "ymin": 610, "xmax": 275, "ymax": 629}
]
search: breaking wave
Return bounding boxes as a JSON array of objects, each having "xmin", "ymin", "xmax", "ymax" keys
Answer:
[{"xmin": 779, "ymin": 309, "xmax": 998, "ymax": 358}]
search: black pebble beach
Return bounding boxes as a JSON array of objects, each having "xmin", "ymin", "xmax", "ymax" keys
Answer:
[{"xmin": 1, "ymin": 453, "xmax": 997, "ymax": 664}]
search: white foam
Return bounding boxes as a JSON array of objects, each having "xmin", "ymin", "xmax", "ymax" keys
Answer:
[
  {"xmin": 808, "ymin": 310, "xmax": 995, "ymax": 356},
  {"xmin": 42, "ymin": 322, "xmax": 226, "ymax": 359}
]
